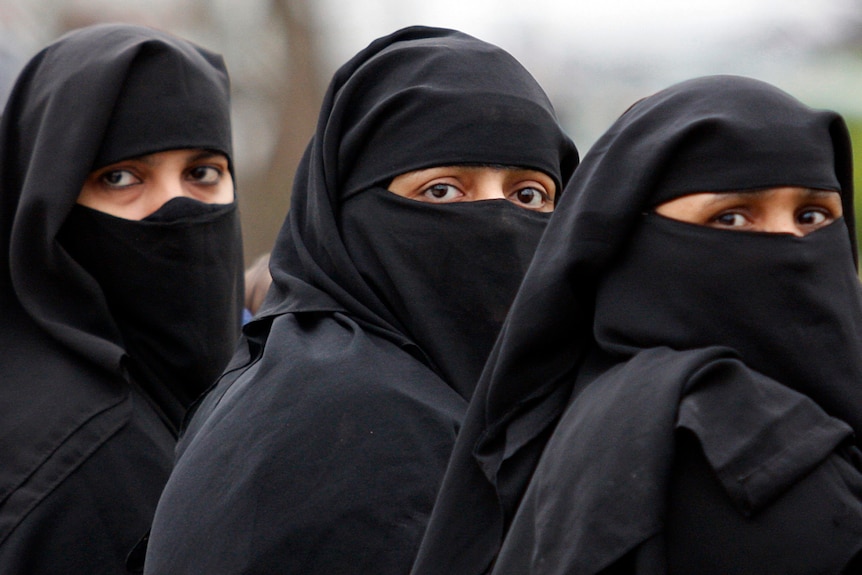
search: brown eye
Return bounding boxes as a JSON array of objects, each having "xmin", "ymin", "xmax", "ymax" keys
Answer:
[
  {"xmin": 511, "ymin": 187, "xmax": 549, "ymax": 209},
  {"xmin": 420, "ymin": 183, "xmax": 461, "ymax": 202},
  {"xmin": 187, "ymin": 165, "xmax": 221, "ymax": 184},
  {"xmin": 797, "ymin": 209, "xmax": 830, "ymax": 226},
  {"xmin": 100, "ymin": 169, "xmax": 139, "ymax": 188},
  {"xmin": 711, "ymin": 212, "xmax": 748, "ymax": 227}
]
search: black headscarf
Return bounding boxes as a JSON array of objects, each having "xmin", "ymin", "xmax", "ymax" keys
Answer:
[
  {"xmin": 412, "ymin": 75, "xmax": 862, "ymax": 574},
  {"xmin": 143, "ymin": 26, "xmax": 577, "ymax": 575},
  {"xmin": 0, "ymin": 23, "xmax": 242, "ymax": 562},
  {"xmin": 260, "ymin": 24, "xmax": 578, "ymax": 399}
]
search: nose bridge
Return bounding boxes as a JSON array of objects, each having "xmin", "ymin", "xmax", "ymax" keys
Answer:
[
  {"xmin": 764, "ymin": 209, "xmax": 804, "ymax": 236},
  {"xmin": 151, "ymin": 166, "xmax": 186, "ymax": 207},
  {"xmin": 476, "ymin": 172, "xmax": 508, "ymax": 200}
]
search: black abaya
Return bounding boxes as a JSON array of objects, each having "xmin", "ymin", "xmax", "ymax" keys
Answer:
[
  {"xmin": 144, "ymin": 25, "xmax": 577, "ymax": 575},
  {"xmin": 0, "ymin": 24, "xmax": 243, "ymax": 573}
]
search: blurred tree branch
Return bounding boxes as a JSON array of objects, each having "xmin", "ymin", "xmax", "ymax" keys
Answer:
[{"xmin": 241, "ymin": 0, "xmax": 322, "ymax": 261}]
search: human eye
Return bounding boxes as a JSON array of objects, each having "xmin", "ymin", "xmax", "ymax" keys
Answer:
[
  {"xmin": 509, "ymin": 186, "xmax": 551, "ymax": 211},
  {"xmin": 709, "ymin": 211, "xmax": 749, "ymax": 228},
  {"xmin": 420, "ymin": 183, "xmax": 463, "ymax": 203},
  {"xmin": 796, "ymin": 207, "xmax": 833, "ymax": 227},
  {"xmin": 99, "ymin": 169, "xmax": 140, "ymax": 189},
  {"xmin": 186, "ymin": 165, "xmax": 223, "ymax": 185}
]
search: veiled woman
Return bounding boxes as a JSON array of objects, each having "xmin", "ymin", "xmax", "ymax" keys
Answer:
[
  {"xmin": 412, "ymin": 75, "xmax": 862, "ymax": 575},
  {"xmin": 0, "ymin": 24, "xmax": 243, "ymax": 573},
  {"xmin": 144, "ymin": 25, "xmax": 577, "ymax": 575}
]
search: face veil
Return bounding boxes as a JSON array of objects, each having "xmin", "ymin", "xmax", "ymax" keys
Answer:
[
  {"xmin": 6, "ymin": 24, "xmax": 242, "ymax": 398},
  {"xmin": 262, "ymin": 26, "xmax": 578, "ymax": 400},
  {"xmin": 478, "ymin": 73, "xmax": 858, "ymax": 449},
  {"xmin": 594, "ymin": 214, "xmax": 862, "ymax": 435},
  {"xmin": 340, "ymin": 189, "xmax": 553, "ymax": 399},
  {"xmin": 25, "ymin": 25, "xmax": 241, "ymax": 423},
  {"xmin": 58, "ymin": 199, "xmax": 243, "ymax": 415}
]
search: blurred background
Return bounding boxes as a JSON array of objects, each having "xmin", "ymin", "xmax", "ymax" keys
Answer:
[{"xmin": 2, "ymin": 0, "xmax": 861, "ymax": 260}]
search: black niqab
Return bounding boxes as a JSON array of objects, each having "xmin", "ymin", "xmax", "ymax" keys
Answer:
[
  {"xmin": 340, "ymin": 189, "xmax": 552, "ymax": 398},
  {"xmin": 595, "ymin": 215, "xmax": 862, "ymax": 434},
  {"xmin": 412, "ymin": 75, "xmax": 862, "ymax": 575},
  {"xmin": 0, "ymin": 23, "xmax": 242, "ymax": 572},
  {"xmin": 143, "ymin": 26, "xmax": 577, "ymax": 575},
  {"xmin": 58, "ymin": 199, "xmax": 242, "ymax": 419},
  {"xmin": 261, "ymin": 25, "xmax": 578, "ymax": 400}
]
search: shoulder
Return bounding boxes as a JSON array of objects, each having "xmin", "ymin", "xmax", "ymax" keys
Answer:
[
  {"xmin": 146, "ymin": 312, "xmax": 466, "ymax": 574},
  {"xmin": 0, "ymin": 386, "xmax": 173, "ymax": 570},
  {"xmin": 195, "ymin": 311, "xmax": 465, "ymax": 429},
  {"xmin": 173, "ymin": 311, "xmax": 466, "ymax": 478}
]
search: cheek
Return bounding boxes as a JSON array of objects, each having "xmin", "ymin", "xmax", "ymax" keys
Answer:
[
  {"xmin": 654, "ymin": 200, "xmax": 712, "ymax": 225},
  {"xmin": 75, "ymin": 185, "xmax": 98, "ymax": 208},
  {"xmin": 76, "ymin": 185, "xmax": 145, "ymax": 219},
  {"xmin": 188, "ymin": 177, "xmax": 235, "ymax": 204},
  {"xmin": 214, "ymin": 180, "xmax": 235, "ymax": 203}
]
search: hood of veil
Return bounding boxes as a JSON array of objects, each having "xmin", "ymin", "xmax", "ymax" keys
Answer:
[
  {"xmin": 257, "ymin": 25, "xmax": 578, "ymax": 350},
  {"xmin": 412, "ymin": 75, "xmax": 855, "ymax": 574},
  {"xmin": 481, "ymin": 75, "xmax": 854, "ymax": 439}
]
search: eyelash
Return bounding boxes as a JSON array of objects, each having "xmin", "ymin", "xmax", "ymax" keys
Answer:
[
  {"xmin": 187, "ymin": 165, "xmax": 223, "ymax": 183},
  {"xmin": 514, "ymin": 186, "xmax": 551, "ymax": 201},
  {"xmin": 710, "ymin": 205, "xmax": 837, "ymax": 224},
  {"xmin": 95, "ymin": 164, "xmax": 224, "ymax": 185},
  {"xmin": 98, "ymin": 169, "xmax": 139, "ymax": 188}
]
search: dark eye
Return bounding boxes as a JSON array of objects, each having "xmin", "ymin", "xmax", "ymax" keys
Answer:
[
  {"xmin": 511, "ymin": 187, "xmax": 549, "ymax": 209},
  {"xmin": 797, "ymin": 208, "xmax": 830, "ymax": 226},
  {"xmin": 421, "ymin": 183, "xmax": 461, "ymax": 202},
  {"xmin": 711, "ymin": 212, "xmax": 748, "ymax": 227},
  {"xmin": 187, "ymin": 165, "xmax": 222, "ymax": 184},
  {"xmin": 100, "ymin": 169, "xmax": 139, "ymax": 188}
]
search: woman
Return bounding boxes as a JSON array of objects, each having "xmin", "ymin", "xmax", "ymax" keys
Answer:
[
  {"xmin": 412, "ymin": 75, "xmax": 862, "ymax": 574},
  {"xmin": 144, "ymin": 26, "xmax": 577, "ymax": 574},
  {"xmin": 0, "ymin": 24, "xmax": 243, "ymax": 573}
]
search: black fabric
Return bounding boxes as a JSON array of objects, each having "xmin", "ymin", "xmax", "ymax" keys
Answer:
[
  {"xmin": 0, "ymin": 24, "xmax": 242, "ymax": 573},
  {"xmin": 664, "ymin": 432, "xmax": 862, "ymax": 575},
  {"xmin": 0, "ymin": 387, "xmax": 174, "ymax": 575},
  {"xmin": 412, "ymin": 75, "xmax": 862, "ymax": 575},
  {"xmin": 330, "ymin": 31, "xmax": 577, "ymax": 199},
  {"xmin": 595, "ymin": 214, "xmax": 862, "ymax": 435},
  {"xmin": 143, "ymin": 25, "xmax": 577, "ymax": 575},
  {"xmin": 145, "ymin": 313, "xmax": 468, "ymax": 574},
  {"xmin": 92, "ymin": 35, "xmax": 233, "ymax": 171},
  {"xmin": 490, "ymin": 349, "xmax": 857, "ymax": 575},
  {"xmin": 58, "ymin": 199, "xmax": 243, "ymax": 422},
  {"xmin": 260, "ymin": 25, "xmax": 577, "ymax": 331},
  {"xmin": 340, "ymin": 188, "xmax": 551, "ymax": 399}
]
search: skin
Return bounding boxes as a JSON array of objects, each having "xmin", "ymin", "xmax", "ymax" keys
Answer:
[
  {"xmin": 77, "ymin": 148, "xmax": 234, "ymax": 220},
  {"xmin": 655, "ymin": 186, "xmax": 842, "ymax": 237},
  {"xmin": 388, "ymin": 165, "xmax": 557, "ymax": 213}
]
